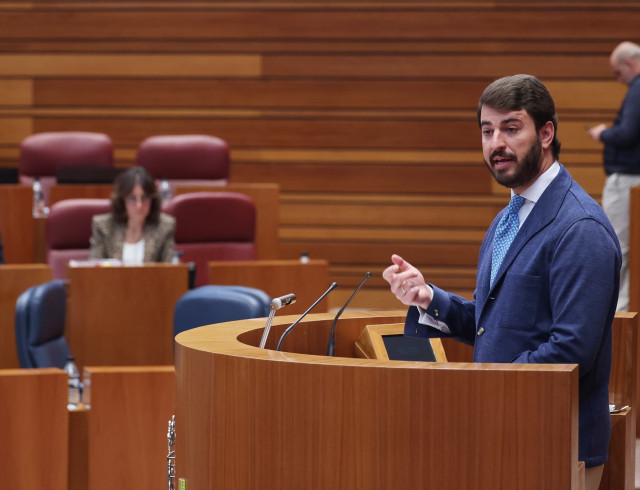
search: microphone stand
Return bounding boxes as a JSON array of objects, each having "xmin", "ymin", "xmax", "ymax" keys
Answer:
[
  {"xmin": 327, "ymin": 272, "xmax": 371, "ymax": 356},
  {"xmin": 276, "ymin": 282, "xmax": 338, "ymax": 351}
]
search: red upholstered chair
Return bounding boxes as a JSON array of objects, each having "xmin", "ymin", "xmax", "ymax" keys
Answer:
[
  {"xmin": 20, "ymin": 131, "xmax": 114, "ymax": 205},
  {"xmin": 46, "ymin": 198, "xmax": 112, "ymax": 279},
  {"xmin": 136, "ymin": 134, "xmax": 229, "ymax": 193},
  {"xmin": 163, "ymin": 192, "xmax": 257, "ymax": 287}
]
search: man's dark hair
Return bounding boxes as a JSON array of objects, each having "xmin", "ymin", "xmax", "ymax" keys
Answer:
[
  {"xmin": 477, "ymin": 74, "xmax": 561, "ymax": 159},
  {"xmin": 111, "ymin": 166, "xmax": 161, "ymax": 225}
]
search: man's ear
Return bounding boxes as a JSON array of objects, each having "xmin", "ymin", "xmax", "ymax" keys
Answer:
[{"xmin": 539, "ymin": 121, "xmax": 555, "ymax": 150}]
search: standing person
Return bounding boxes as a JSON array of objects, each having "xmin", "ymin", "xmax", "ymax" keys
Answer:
[
  {"xmin": 587, "ymin": 41, "xmax": 640, "ymax": 312},
  {"xmin": 383, "ymin": 74, "xmax": 620, "ymax": 490},
  {"xmin": 90, "ymin": 166, "xmax": 175, "ymax": 264}
]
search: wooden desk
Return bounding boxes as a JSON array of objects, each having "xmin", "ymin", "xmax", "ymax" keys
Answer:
[
  {"xmin": 69, "ymin": 366, "xmax": 175, "ymax": 490},
  {"xmin": 0, "ymin": 185, "xmax": 35, "ymax": 263},
  {"xmin": 629, "ymin": 186, "xmax": 640, "ymax": 436},
  {"xmin": 66, "ymin": 264, "xmax": 188, "ymax": 369},
  {"xmin": 50, "ymin": 184, "xmax": 112, "ymax": 203},
  {"xmin": 175, "ymin": 311, "xmax": 581, "ymax": 490},
  {"xmin": 0, "ymin": 264, "xmax": 52, "ymax": 368},
  {"xmin": 0, "ymin": 368, "xmax": 68, "ymax": 490},
  {"xmin": 600, "ymin": 312, "xmax": 638, "ymax": 490},
  {"xmin": 208, "ymin": 259, "xmax": 330, "ymax": 315}
]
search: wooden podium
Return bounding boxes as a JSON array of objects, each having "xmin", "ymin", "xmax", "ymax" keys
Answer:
[{"xmin": 175, "ymin": 311, "xmax": 582, "ymax": 490}]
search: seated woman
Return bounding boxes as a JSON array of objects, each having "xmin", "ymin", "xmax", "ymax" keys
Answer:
[{"xmin": 90, "ymin": 166, "xmax": 175, "ymax": 264}]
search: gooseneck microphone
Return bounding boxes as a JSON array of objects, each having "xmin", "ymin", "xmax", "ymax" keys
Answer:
[
  {"xmin": 259, "ymin": 294, "xmax": 296, "ymax": 349},
  {"xmin": 326, "ymin": 272, "xmax": 371, "ymax": 356},
  {"xmin": 275, "ymin": 282, "xmax": 338, "ymax": 351}
]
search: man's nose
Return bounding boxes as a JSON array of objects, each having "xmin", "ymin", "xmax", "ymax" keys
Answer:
[{"xmin": 490, "ymin": 130, "xmax": 507, "ymax": 150}]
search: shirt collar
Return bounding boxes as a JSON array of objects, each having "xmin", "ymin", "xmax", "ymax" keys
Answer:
[{"xmin": 512, "ymin": 161, "xmax": 560, "ymax": 204}]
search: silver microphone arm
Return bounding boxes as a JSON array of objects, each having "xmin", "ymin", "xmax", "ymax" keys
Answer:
[{"xmin": 259, "ymin": 294, "xmax": 296, "ymax": 349}]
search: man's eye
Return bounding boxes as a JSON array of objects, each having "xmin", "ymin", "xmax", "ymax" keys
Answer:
[
  {"xmin": 482, "ymin": 129, "xmax": 493, "ymax": 136},
  {"xmin": 507, "ymin": 127, "xmax": 519, "ymax": 133}
]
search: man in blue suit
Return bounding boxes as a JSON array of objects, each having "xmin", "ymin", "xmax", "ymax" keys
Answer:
[{"xmin": 383, "ymin": 74, "xmax": 621, "ymax": 490}]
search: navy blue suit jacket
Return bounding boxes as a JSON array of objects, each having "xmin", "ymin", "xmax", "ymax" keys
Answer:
[{"xmin": 405, "ymin": 165, "xmax": 621, "ymax": 467}]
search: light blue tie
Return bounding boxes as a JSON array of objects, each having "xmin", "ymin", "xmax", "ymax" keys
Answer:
[{"xmin": 490, "ymin": 194, "xmax": 525, "ymax": 287}]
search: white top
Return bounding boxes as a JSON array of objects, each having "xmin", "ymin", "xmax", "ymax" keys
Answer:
[{"xmin": 122, "ymin": 239, "xmax": 145, "ymax": 265}]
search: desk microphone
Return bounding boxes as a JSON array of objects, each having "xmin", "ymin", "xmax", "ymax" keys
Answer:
[
  {"xmin": 259, "ymin": 294, "xmax": 296, "ymax": 349},
  {"xmin": 327, "ymin": 272, "xmax": 371, "ymax": 356},
  {"xmin": 276, "ymin": 282, "xmax": 338, "ymax": 352}
]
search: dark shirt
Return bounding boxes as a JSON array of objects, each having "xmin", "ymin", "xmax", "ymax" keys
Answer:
[{"xmin": 601, "ymin": 74, "xmax": 640, "ymax": 175}]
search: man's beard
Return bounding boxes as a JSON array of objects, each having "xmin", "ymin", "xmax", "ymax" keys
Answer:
[{"xmin": 484, "ymin": 137, "xmax": 542, "ymax": 189}]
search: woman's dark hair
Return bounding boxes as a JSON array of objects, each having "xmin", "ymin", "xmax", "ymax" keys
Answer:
[
  {"xmin": 476, "ymin": 74, "xmax": 561, "ymax": 159},
  {"xmin": 111, "ymin": 166, "xmax": 161, "ymax": 225}
]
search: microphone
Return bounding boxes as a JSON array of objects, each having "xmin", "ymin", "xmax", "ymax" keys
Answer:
[
  {"xmin": 275, "ymin": 282, "xmax": 338, "ymax": 351},
  {"xmin": 326, "ymin": 272, "xmax": 371, "ymax": 356},
  {"xmin": 270, "ymin": 293, "xmax": 296, "ymax": 310},
  {"xmin": 259, "ymin": 293, "xmax": 296, "ymax": 349}
]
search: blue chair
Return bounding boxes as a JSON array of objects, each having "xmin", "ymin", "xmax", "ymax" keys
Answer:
[
  {"xmin": 15, "ymin": 280, "xmax": 71, "ymax": 368},
  {"xmin": 173, "ymin": 285, "xmax": 270, "ymax": 337}
]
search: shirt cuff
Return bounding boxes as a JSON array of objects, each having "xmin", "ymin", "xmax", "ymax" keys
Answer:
[{"xmin": 417, "ymin": 285, "xmax": 451, "ymax": 334}]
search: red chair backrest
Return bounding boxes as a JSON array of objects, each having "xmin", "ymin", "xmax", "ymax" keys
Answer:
[
  {"xmin": 20, "ymin": 131, "xmax": 114, "ymax": 177},
  {"xmin": 163, "ymin": 192, "xmax": 257, "ymax": 286},
  {"xmin": 19, "ymin": 131, "xmax": 114, "ymax": 205},
  {"xmin": 136, "ymin": 134, "xmax": 229, "ymax": 181},
  {"xmin": 46, "ymin": 198, "xmax": 112, "ymax": 279}
]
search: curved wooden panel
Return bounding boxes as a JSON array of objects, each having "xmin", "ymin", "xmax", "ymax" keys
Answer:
[{"xmin": 175, "ymin": 311, "xmax": 580, "ymax": 490}]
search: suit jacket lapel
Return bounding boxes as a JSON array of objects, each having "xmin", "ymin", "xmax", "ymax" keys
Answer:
[{"xmin": 487, "ymin": 166, "xmax": 571, "ymax": 292}]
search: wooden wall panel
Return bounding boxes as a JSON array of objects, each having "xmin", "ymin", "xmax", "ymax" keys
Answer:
[
  {"xmin": 2, "ymin": 9, "xmax": 640, "ymax": 42},
  {"xmin": 0, "ymin": 117, "xmax": 32, "ymax": 144},
  {"xmin": 0, "ymin": 79, "xmax": 32, "ymax": 106},
  {"xmin": 232, "ymin": 162, "xmax": 491, "ymax": 193},
  {"xmin": 0, "ymin": 1, "xmax": 635, "ymax": 308},
  {"xmin": 31, "ymin": 117, "xmax": 481, "ymax": 150},
  {"xmin": 33, "ymin": 79, "xmax": 487, "ymax": 108},
  {"xmin": 262, "ymin": 54, "xmax": 615, "ymax": 78},
  {"xmin": 0, "ymin": 54, "xmax": 261, "ymax": 77},
  {"xmin": 33, "ymin": 78, "xmax": 628, "ymax": 111}
]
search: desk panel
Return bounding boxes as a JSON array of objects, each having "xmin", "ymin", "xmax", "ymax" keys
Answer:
[
  {"xmin": 69, "ymin": 366, "xmax": 176, "ymax": 490},
  {"xmin": 0, "ymin": 368, "xmax": 68, "ymax": 490},
  {"xmin": 208, "ymin": 259, "xmax": 329, "ymax": 315},
  {"xmin": 67, "ymin": 265, "xmax": 188, "ymax": 369},
  {"xmin": 0, "ymin": 264, "xmax": 52, "ymax": 368},
  {"xmin": 0, "ymin": 185, "xmax": 35, "ymax": 263}
]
